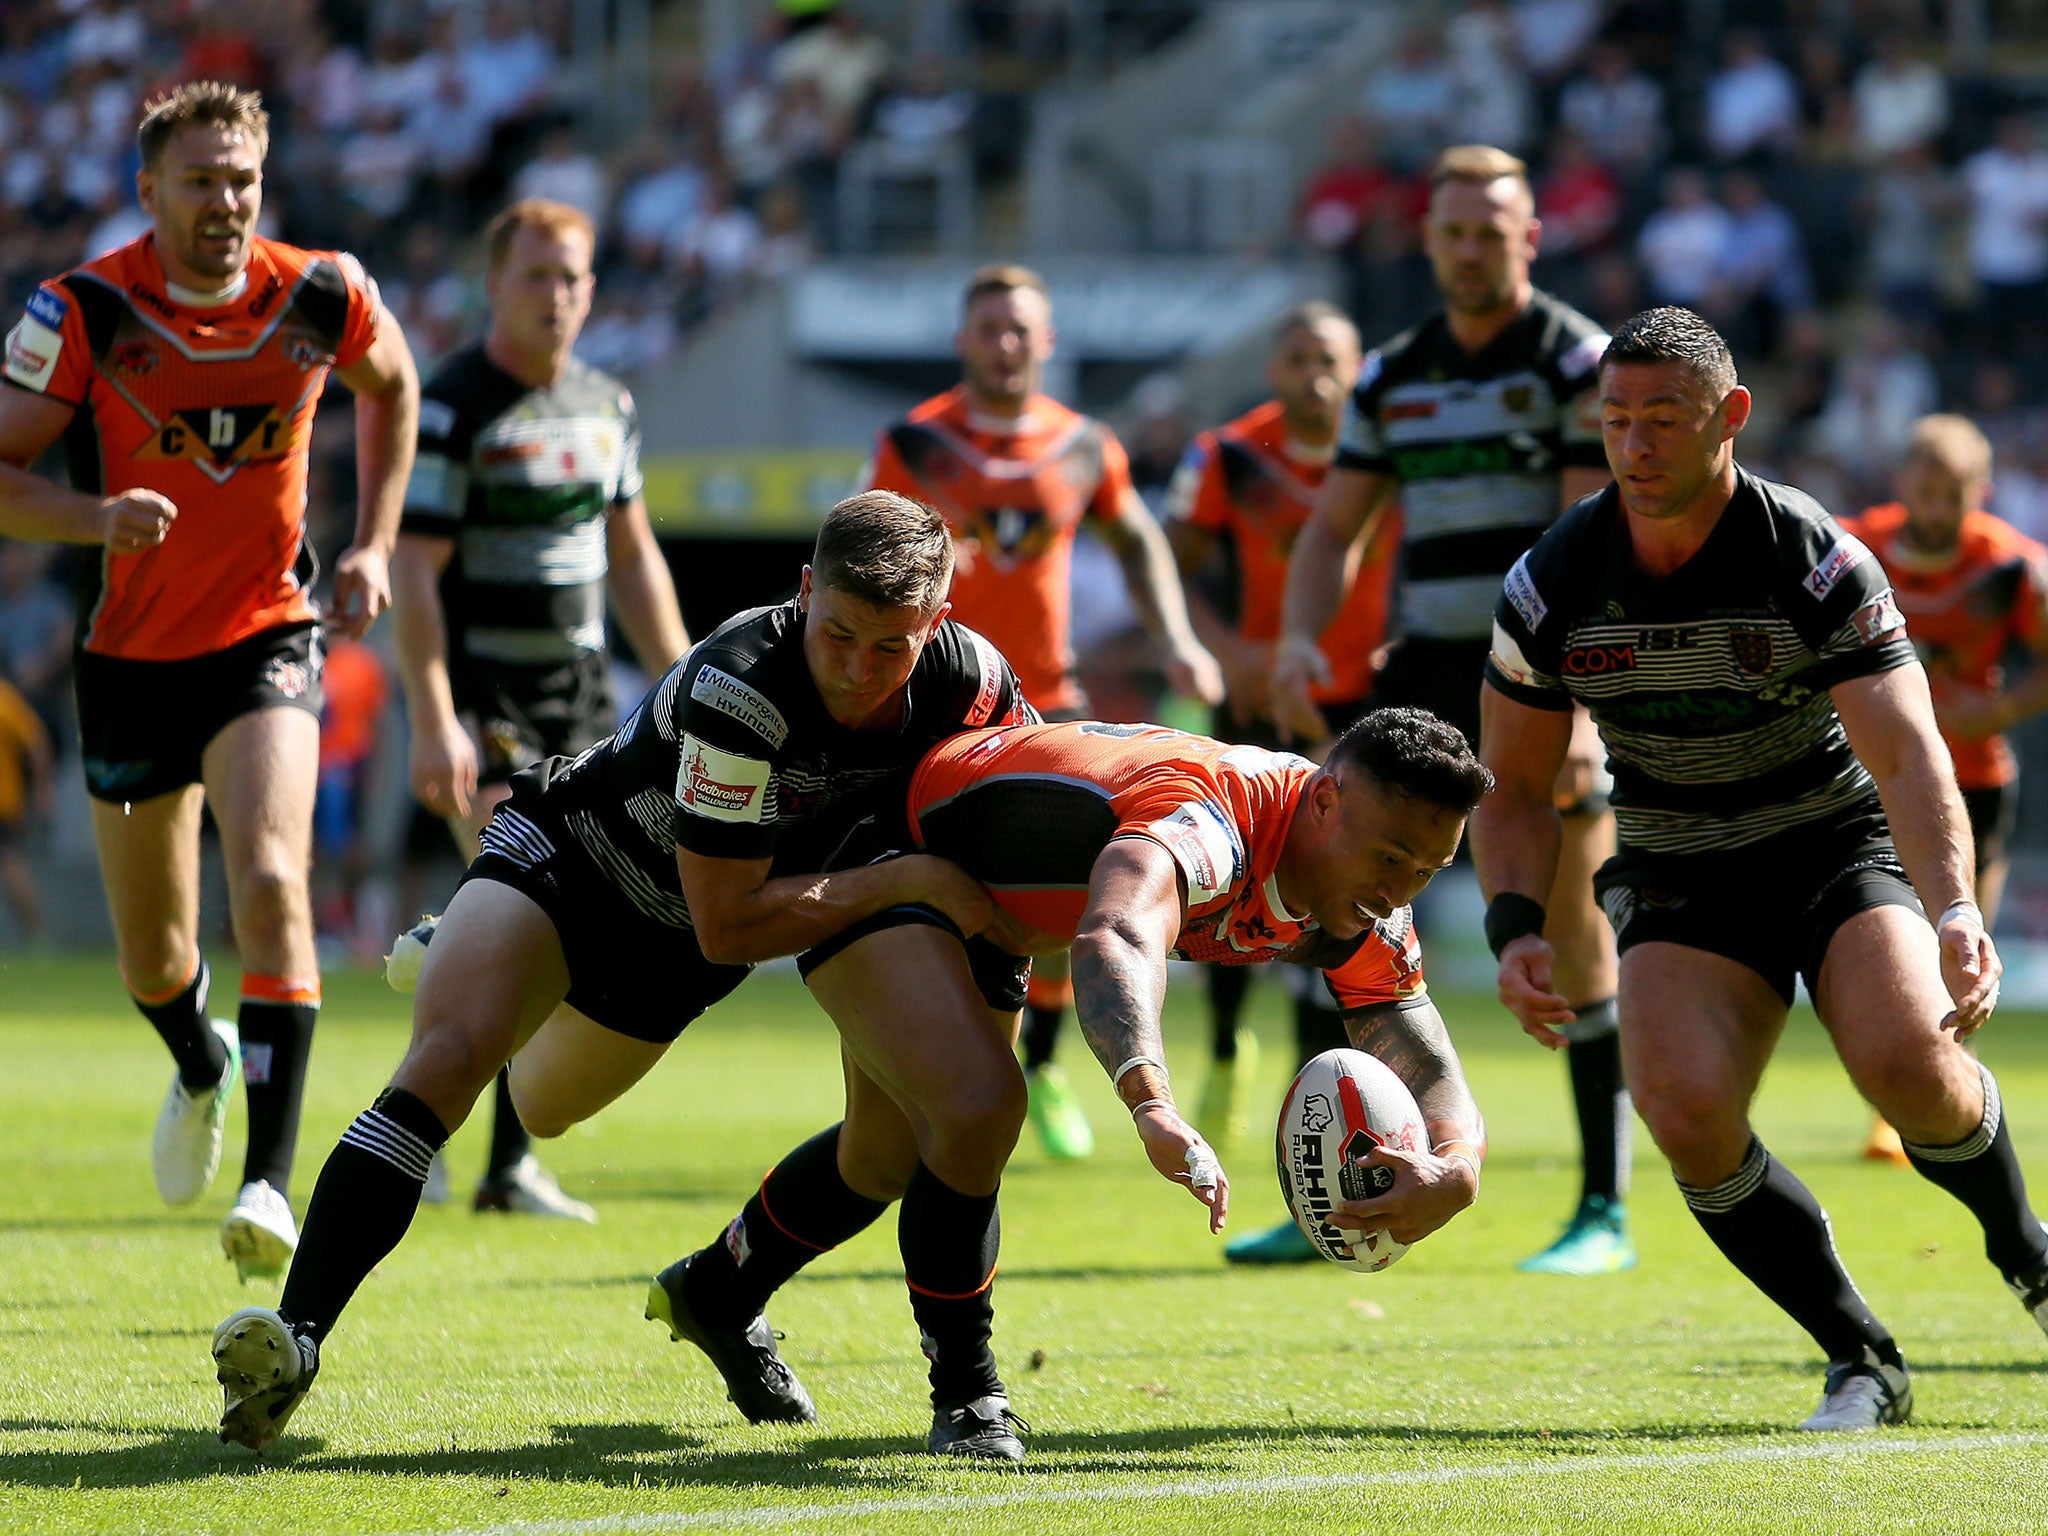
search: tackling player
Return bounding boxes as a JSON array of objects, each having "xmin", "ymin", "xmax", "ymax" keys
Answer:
[
  {"xmin": 208, "ymin": 492, "xmax": 1037, "ymax": 1456},
  {"xmin": 1843, "ymin": 415, "xmax": 2048, "ymax": 1162},
  {"xmin": 1479, "ymin": 307, "xmax": 2047, "ymax": 1430},
  {"xmin": 650, "ymin": 708, "xmax": 1491, "ymax": 1461},
  {"xmin": 1272, "ymin": 144, "xmax": 1633, "ymax": 1277},
  {"xmin": 861, "ymin": 263, "xmax": 1223, "ymax": 1164},
  {"xmin": 390, "ymin": 197, "xmax": 691, "ymax": 1220},
  {"xmin": 1162, "ymin": 302, "xmax": 1401, "ymax": 1261},
  {"xmin": 0, "ymin": 82, "xmax": 418, "ymax": 1278}
]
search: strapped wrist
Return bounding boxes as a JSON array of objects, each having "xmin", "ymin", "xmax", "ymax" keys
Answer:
[{"xmin": 1484, "ymin": 892, "xmax": 1548, "ymax": 960}]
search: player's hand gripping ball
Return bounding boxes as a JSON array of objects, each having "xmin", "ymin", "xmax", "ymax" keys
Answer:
[{"xmin": 1276, "ymin": 1048, "xmax": 1426, "ymax": 1272}]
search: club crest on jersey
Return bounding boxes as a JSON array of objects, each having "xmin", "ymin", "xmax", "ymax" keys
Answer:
[
  {"xmin": 135, "ymin": 404, "xmax": 295, "ymax": 474},
  {"xmin": 110, "ymin": 340, "xmax": 159, "ymax": 377},
  {"xmin": 1502, "ymin": 383, "xmax": 1533, "ymax": 413},
  {"xmin": 283, "ymin": 331, "xmax": 328, "ymax": 371},
  {"xmin": 1729, "ymin": 627, "xmax": 1774, "ymax": 674}
]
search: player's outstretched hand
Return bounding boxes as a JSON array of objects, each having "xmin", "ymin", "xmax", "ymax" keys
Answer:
[
  {"xmin": 1268, "ymin": 637, "xmax": 1332, "ymax": 746},
  {"xmin": 101, "ymin": 489, "xmax": 174, "ymax": 553},
  {"xmin": 1327, "ymin": 1143, "xmax": 1478, "ymax": 1246},
  {"xmin": 1937, "ymin": 903, "xmax": 2001, "ymax": 1039},
  {"xmin": 1132, "ymin": 1101, "xmax": 1228, "ymax": 1233},
  {"xmin": 409, "ymin": 715, "xmax": 477, "ymax": 822},
  {"xmin": 328, "ymin": 542, "xmax": 393, "ymax": 640},
  {"xmin": 1166, "ymin": 637, "xmax": 1226, "ymax": 708},
  {"xmin": 1497, "ymin": 933, "xmax": 1575, "ymax": 1049}
]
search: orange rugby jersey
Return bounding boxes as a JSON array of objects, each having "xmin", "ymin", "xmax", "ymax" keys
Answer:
[
  {"xmin": 863, "ymin": 387, "xmax": 1134, "ymax": 713},
  {"xmin": 1844, "ymin": 503, "xmax": 2048, "ymax": 788},
  {"xmin": 1166, "ymin": 399, "xmax": 1398, "ymax": 705},
  {"xmin": 3, "ymin": 234, "xmax": 381, "ymax": 660},
  {"xmin": 908, "ymin": 720, "xmax": 1426, "ymax": 1012}
]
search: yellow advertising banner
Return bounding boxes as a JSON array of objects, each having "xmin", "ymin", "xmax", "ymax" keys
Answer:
[{"xmin": 640, "ymin": 449, "xmax": 867, "ymax": 538}]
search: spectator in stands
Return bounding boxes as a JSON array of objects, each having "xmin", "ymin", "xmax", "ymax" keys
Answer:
[
  {"xmin": 513, "ymin": 122, "xmax": 609, "ymax": 227},
  {"xmin": 1964, "ymin": 115, "xmax": 2048, "ymax": 353},
  {"xmin": 1297, "ymin": 114, "xmax": 1408, "ymax": 262},
  {"xmin": 1712, "ymin": 169, "xmax": 1811, "ymax": 358},
  {"xmin": 1558, "ymin": 40, "xmax": 1663, "ymax": 182},
  {"xmin": 1636, "ymin": 166, "xmax": 1731, "ymax": 310},
  {"xmin": 1536, "ymin": 127, "xmax": 1620, "ymax": 261},
  {"xmin": 1448, "ymin": 1, "xmax": 1533, "ymax": 155},
  {"xmin": 677, "ymin": 171, "xmax": 766, "ymax": 316},
  {"xmin": 1812, "ymin": 317, "xmax": 1941, "ymax": 494},
  {"xmin": 756, "ymin": 178, "xmax": 818, "ymax": 279},
  {"xmin": 339, "ymin": 102, "xmax": 421, "ymax": 237},
  {"xmin": 872, "ymin": 56, "xmax": 974, "ymax": 154},
  {"xmin": 1854, "ymin": 34, "xmax": 1948, "ymax": 163},
  {"xmin": 616, "ymin": 132, "xmax": 708, "ymax": 271},
  {"xmin": 1362, "ymin": 29, "xmax": 1459, "ymax": 172},
  {"xmin": 459, "ymin": 0, "xmax": 557, "ymax": 138},
  {"xmin": 1862, "ymin": 143, "xmax": 1955, "ymax": 332},
  {"xmin": 1793, "ymin": 34, "xmax": 1858, "ymax": 163},
  {"xmin": 773, "ymin": 2, "xmax": 890, "ymax": 138},
  {"xmin": 0, "ymin": 539, "xmax": 70, "ymax": 734},
  {"xmin": 1703, "ymin": 31, "xmax": 1799, "ymax": 165},
  {"xmin": 408, "ymin": 52, "xmax": 495, "ymax": 225},
  {"xmin": 1511, "ymin": 0, "xmax": 1599, "ymax": 87},
  {"xmin": 0, "ymin": 668, "xmax": 52, "ymax": 942}
]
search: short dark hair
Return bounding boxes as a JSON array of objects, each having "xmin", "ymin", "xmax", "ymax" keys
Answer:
[
  {"xmin": 962, "ymin": 263, "xmax": 1049, "ymax": 317},
  {"xmin": 1329, "ymin": 707, "xmax": 1493, "ymax": 814},
  {"xmin": 812, "ymin": 490, "xmax": 954, "ymax": 612},
  {"xmin": 1603, "ymin": 306, "xmax": 1738, "ymax": 399},
  {"xmin": 1274, "ymin": 300, "xmax": 1357, "ymax": 348},
  {"xmin": 137, "ymin": 81, "xmax": 269, "ymax": 170}
]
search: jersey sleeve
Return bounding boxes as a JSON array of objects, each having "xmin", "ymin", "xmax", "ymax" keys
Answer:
[
  {"xmin": 3, "ymin": 281, "xmax": 91, "ymax": 407},
  {"xmin": 616, "ymin": 387, "xmax": 645, "ymax": 504},
  {"xmin": 1783, "ymin": 518, "xmax": 1918, "ymax": 689},
  {"xmin": 932, "ymin": 623, "xmax": 1040, "ymax": 730},
  {"xmin": 859, "ymin": 428, "xmax": 916, "ymax": 497},
  {"xmin": 329, "ymin": 251, "xmax": 383, "ymax": 370},
  {"xmin": 669, "ymin": 646, "xmax": 789, "ymax": 861},
  {"xmin": 1163, "ymin": 436, "xmax": 1229, "ymax": 531},
  {"xmin": 1484, "ymin": 545, "xmax": 1574, "ymax": 710},
  {"xmin": 1333, "ymin": 351, "xmax": 1392, "ymax": 474},
  {"xmin": 1549, "ymin": 316, "xmax": 1610, "ymax": 469},
  {"xmin": 1323, "ymin": 908, "xmax": 1428, "ymax": 1013},
  {"xmin": 1085, "ymin": 424, "xmax": 1134, "ymax": 523},
  {"xmin": 399, "ymin": 387, "xmax": 470, "ymax": 540}
]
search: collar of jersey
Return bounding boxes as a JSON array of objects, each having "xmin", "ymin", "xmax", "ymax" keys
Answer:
[{"xmin": 165, "ymin": 270, "xmax": 249, "ymax": 309}]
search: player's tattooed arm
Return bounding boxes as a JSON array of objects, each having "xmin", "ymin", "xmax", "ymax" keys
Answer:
[
  {"xmin": 1073, "ymin": 837, "xmax": 1231, "ymax": 1228},
  {"xmin": 1344, "ymin": 998, "xmax": 1486, "ymax": 1161}
]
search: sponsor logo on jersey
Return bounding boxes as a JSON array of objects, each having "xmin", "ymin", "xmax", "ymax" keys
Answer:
[
  {"xmin": 133, "ymin": 404, "xmax": 296, "ymax": 470},
  {"xmin": 26, "ymin": 287, "xmax": 67, "ymax": 330},
  {"xmin": 1803, "ymin": 536, "xmax": 1869, "ymax": 600},
  {"xmin": 1384, "ymin": 399, "xmax": 1438, "ymax": 421},
  {"xmin": 1504, "ymin": 554, "xmax": 1547, "ymax": 631},
  {"xmin": 676, "ymin": 735, "xmax": 772, "ymax": 823},
  {"xmin": 723, "ymin": 1213, "xmax": 751, "ymax": 1266},
  {"xmin": 690, "ymin": 666, "xmax": 790, "ymax": 748},
  {"xmin": 1729, "ymin": 627, "xmax": 1775, "ymax": 674},
  {"xmin": 1145, "ymin": 800, "xmax": 1243, "ymax": 907},
  {"xmin": 1561, "ymin": 643, "xmax": 1636, "ymax": 676},
  {"xmin": 3, "ymin": 315, "xmax": 61, "ymax": 393},
  {"xmin": 959, "ymin": 627, "xmax": 1005, "ymax": 726},
  {"xmin": 1851, "ymin": 590, "xmax": 1905, "ymax": 645},
  {"xmin": 247, "ymin": 272, "xmax": 285, "ymax": 318},
  {"xmin": 128, "ymin": 282, "xmax": 176, "ymax": 319}
]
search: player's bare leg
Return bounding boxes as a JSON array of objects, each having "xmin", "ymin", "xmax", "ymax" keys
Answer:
[
  {"xmin": 217, "ymin": 880, "xmax": 570, "ymax": 1449},
  {"xmin": 506, "ymin": 1004, "xmax": 668, "ymax": 1139},
  {"xmin": 1622, "ymin": 941, "xmax": 1909, "ymax": 1428},
  {"xmin": 202, "ymin": 708, "xmax": 321, "ymax": 1269},
  {"xmin": 1817, "ymin": 904, "xmax": 2048, "ymax": 1335},
  {"xmin": 91, "ymin": 783, "xmax": 232, "ymax": 1209},
  {"xmin": 1520, "ymin": 801, "xmax": 1633, "ymax": 1274}
]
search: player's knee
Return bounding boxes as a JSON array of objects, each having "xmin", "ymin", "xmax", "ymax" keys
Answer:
[
  {"xmin": 920, "ymin": 1072, "xmax": 1026, "ymax": 1185},
  {"xmin": 229, "ymin": 856, "xmax": 310, "ymax": 934},
  {"xmin": 1852, "ymin": 1040, "xmax": 1965, "ymax": 1126},
  {"xmin": 398, "ymin": 1006, "xmax": 515, "ymax": 1107},
  {"xmin": 1631, "ymin": 1078, "xmax": 1737, "ymax": 1164}
]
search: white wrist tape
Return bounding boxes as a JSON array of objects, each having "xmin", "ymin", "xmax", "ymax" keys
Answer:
[
  {"xmin": 1939, "ymin": 900, "xmax": 1983, "ymax": 932},
  {"xmin": 1130, "ymin": 1097, "xmax": 1173, "ymax": 1119},
  {"xmin": 1113, "ymin": 1055, "xmax": 1168, "ymax": 1091}
]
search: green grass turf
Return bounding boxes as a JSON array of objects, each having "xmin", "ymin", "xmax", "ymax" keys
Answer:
[{"xmin": 2, "ymin": 952, "xmax": 2046, "ymax": 1535}]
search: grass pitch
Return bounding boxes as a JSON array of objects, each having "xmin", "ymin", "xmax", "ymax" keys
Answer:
[{"xmin": 2, "ymin": 952, "xmax": 2046, "ymax": 1535}]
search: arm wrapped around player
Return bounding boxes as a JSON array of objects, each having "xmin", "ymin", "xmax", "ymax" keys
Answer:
[{"xmin": 1324, "ymin": 997, "xmax": 1486, "ymax": 1245}]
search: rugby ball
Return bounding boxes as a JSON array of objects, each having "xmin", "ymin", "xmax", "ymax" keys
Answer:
[{"xmin": 1276, "ymin": 1048, "xmax": 1427, "ymax": 1272}]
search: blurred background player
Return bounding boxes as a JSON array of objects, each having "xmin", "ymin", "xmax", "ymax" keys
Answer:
[
  {"xmin": 1272, "ymin": 144, "xmax": 1633, "ymax": 1277},
  {"xmin": 859, "ymin": 262, "xmax": 1221, "ymax": 1162},
  {"xmin": 0, "ymin": 82, "xmax": 417, "ymax": 1279},
  {"xmin": 0, "ymin": 669, "xmax": 53, "ymax": 940},
  {"xmin": 391, "ymin": 197, "xmax": 690, "ymax": 1221},
  {"xmin": 1161, "ymin": 301, "xmax": 1400, "ymax": 1261},
  {"xmin": 1844, "ymin": 414, "xmax": 2048, "ymax": 1163}
]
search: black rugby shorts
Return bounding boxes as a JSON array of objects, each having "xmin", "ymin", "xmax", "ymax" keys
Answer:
[{"xmin": 454, "ymin": 650, "xmax": 614, "ymax": 787}]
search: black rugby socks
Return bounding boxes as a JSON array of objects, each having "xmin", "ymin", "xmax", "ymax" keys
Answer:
[
  {"xmin": 485, "ymin": 1068, "xmax": 532, "ymax": 1181},
  {"xmin": 1209, "ymin": 964, "xmax": 1251, "ymax": 1060},
  {"xmin": 1565, "ymin": 999, "xmax": 1631, "ymax": 1206},
  {"xmin": 131, "ymin": 955, "xmax": 227, "ymax": 1091},
  {"xmin": 239, "ymin": 973, "xmax": 320, "ymax": 1195},
  {"xmin": 1902, "ymin": 1063, "xmax": 2048, "ymax": 1281},
  {"xmin": 1678, "ymin": 1137, "xmax": 1901, "ymax": 1368},
  {"xmin": 900, "ymin": 1162, "xmax": 1003, "ymax": 1405},
  {"xmin": 1293, "ymin": 988, "xmax": 1351, "ymax": 1068},
  {"xmin": 683, "ymin": 1124, "xmax": 888, "ymax": 1330},
  {"xmin": 280, "ymin": 1086, "xmax": 449, "ymax": 1344}
]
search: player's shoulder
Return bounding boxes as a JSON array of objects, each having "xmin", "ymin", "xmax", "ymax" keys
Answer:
[
  {"xmin": 1221, "ymin": 399, "xmax": 1286, "ymax": 445},
  {"xmin": 1526, "ymin": 289, "xmax": 1609, "ymax": 382},
  {"xmin": 917, "ymin": 620, "xmax": 1028, "ymax": 728},
  {"xmin": 1964, "ymin": 507, "xmax": 2048, "ymax": 565},
  {"xmin": 905, "ymin": 386, "xmax": 968, "ymax": 427},
  {"xmin": 675, "ymin": 603, "xmax": 805, "ymax": 749},
  {"xmin": 559, "ymin": 352, "xmax": 635, "ymax": 413},
  {"xmin": 1744, "ymin": 467, "xmax": 1847, "ymax": 549},
  {"xmin": 1354, "ymin": 315, "xmax": 1440, "ymax": 398},
  {"xmin": 419, "ymin": 340, "xmax": 502, "ymax": 413}
]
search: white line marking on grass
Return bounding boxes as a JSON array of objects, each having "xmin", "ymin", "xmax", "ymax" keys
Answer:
[{"xmin": 391, "ymin": 1431, "xmax": 2048, "ymax": 1536}]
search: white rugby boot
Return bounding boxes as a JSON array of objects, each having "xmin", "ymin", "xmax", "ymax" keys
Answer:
[
  {"xmin": 214, "ymin": 1306, "xmax": 318, "ymax": 1453},
  {"xmin": 1797, "ymin": 1358, "xmax": 1912, "ymax": 1431},
  {"xmin": 152, "ymin": 1019, "xmax": 238, "ymax": 1206},
  {"xmin": 220, "ymin": 1180, "xmax": 299, "ymax": 1282}
]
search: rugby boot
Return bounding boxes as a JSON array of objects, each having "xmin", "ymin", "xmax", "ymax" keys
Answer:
[
  {"xmin": 928, "ymin": 1393, "xmax": 1028, "ymax": 1463},
  {"xmin": 645, "ymin": 1252, "xmax": 815, "ymax": 1423},
  {"xmin": 1797, "ymin": 1358, "xmax": 1912, "ymax": 1431},
  {"xmin": 214, "ymin": 1307, "xmax": 319, "ymax": 1453},
  {"xmin": 1026, "ymin": 1064, "xmax": 1094, "ymax": 1161},
  {"xmin": 1517, "ymin": 1194, "xmax": 1637, "ymax": 1275}
]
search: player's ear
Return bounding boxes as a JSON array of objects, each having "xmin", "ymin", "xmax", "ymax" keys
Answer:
[
  {"xmin": 797, "ymin": 566, "xmax": 813, "ymax": 611},
  {"xmin": 136, "ymin": 167, "xmax": 156, "ymax": 217},
  {"xmin": 1721, "ymin": 385, "xmax": 1754, "ymax": 439},
  {"xmin": 925, "ymin": 598, "xmax": 952, "ymax": 638}
]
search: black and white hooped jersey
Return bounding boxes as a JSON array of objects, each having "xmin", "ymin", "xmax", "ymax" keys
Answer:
[
  {"xmin": 1337, "ymin": 289, "xmax": 1608, "ymax": 643},
  {"xmin": 1484, "ymin": 469, "xmax": 1918, "ymax": 856},
  {"xmin": 400, "ymin": 342, "xmax": 643, "ymax": 668},
  {"xmin": 488, "ymin": 600, "xmax": 1034, "ymax": 928}
]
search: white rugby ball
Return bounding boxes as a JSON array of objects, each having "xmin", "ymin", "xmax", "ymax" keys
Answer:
[{"xmin": 1276, "ymin": 1048, "xmax": 1427, "ymax": 1272}]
